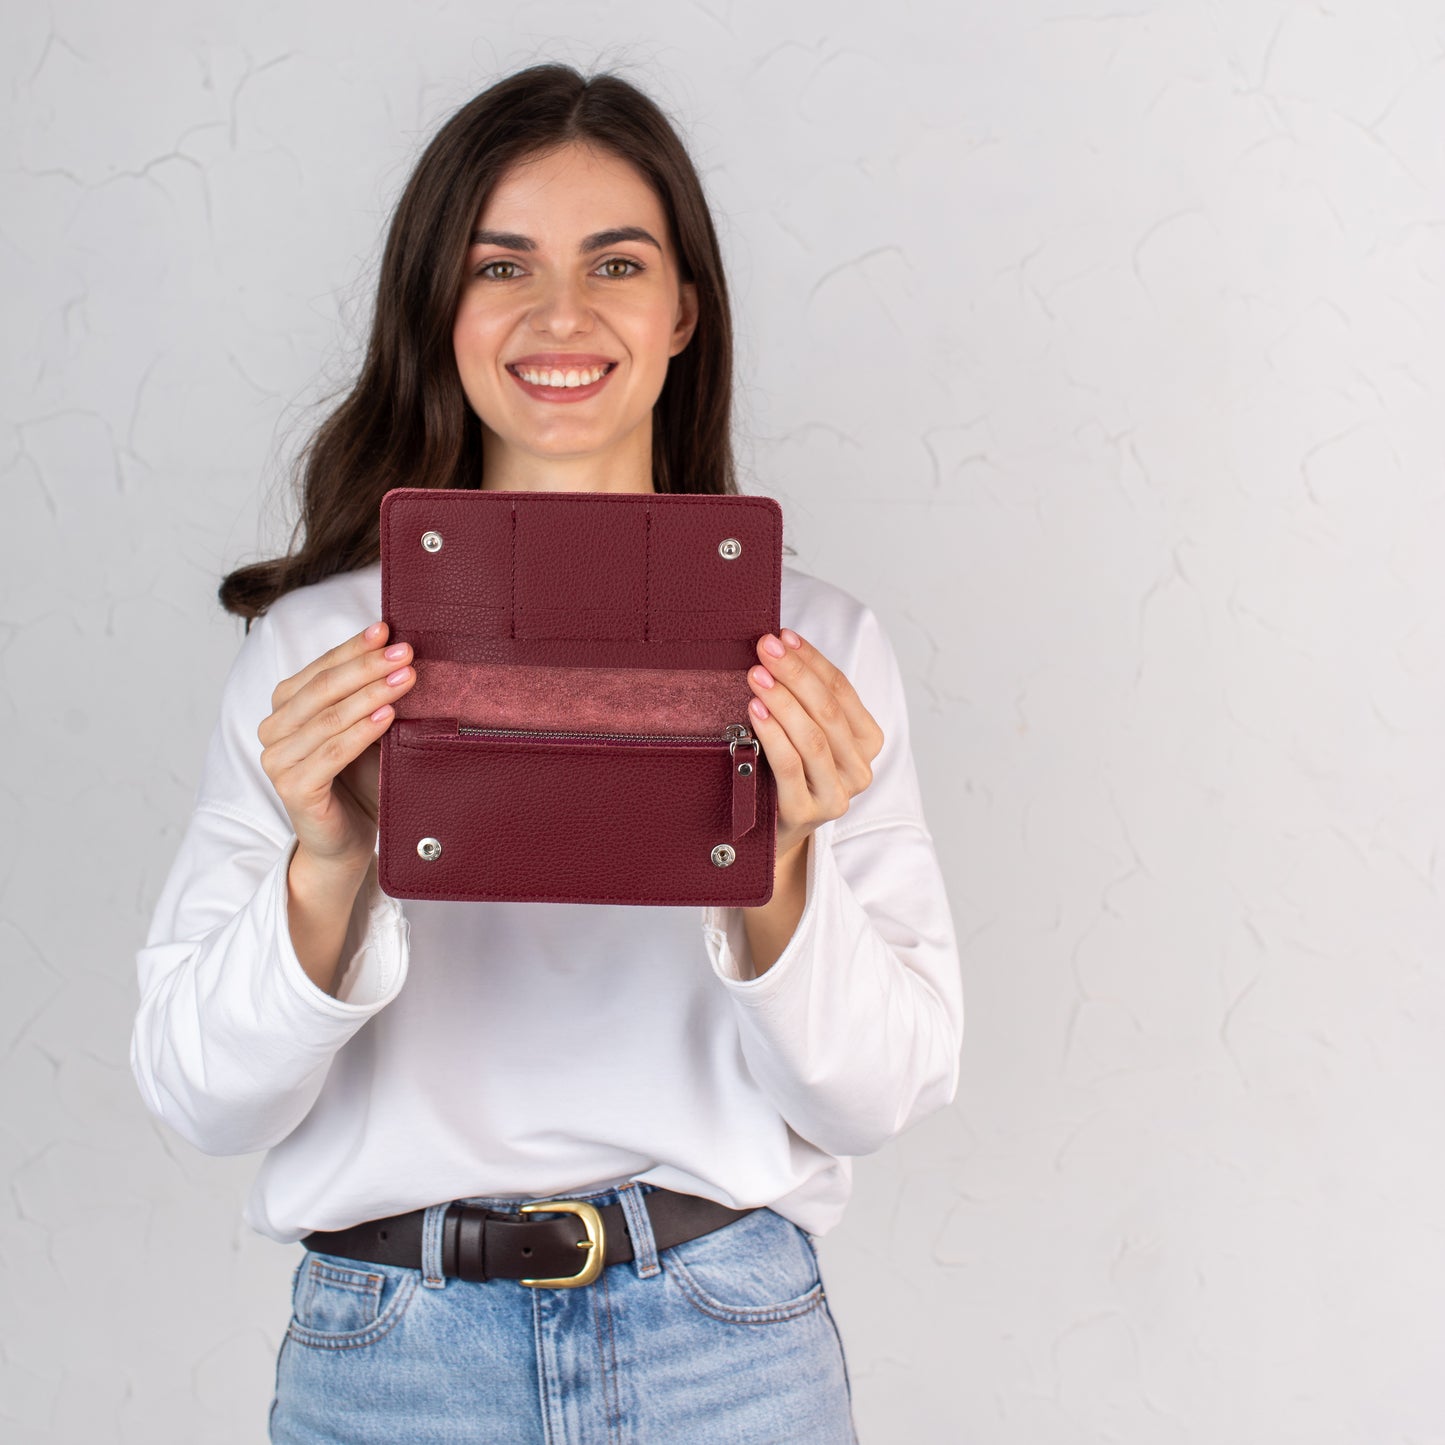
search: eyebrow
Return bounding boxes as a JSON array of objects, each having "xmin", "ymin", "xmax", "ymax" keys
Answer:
[{"xmin": 469, "ymin": 226, "xmax": 663, "ymax": 254}]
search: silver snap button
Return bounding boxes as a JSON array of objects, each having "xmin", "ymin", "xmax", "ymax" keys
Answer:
[
  {"xmin": 710, "ymin": 843, "xmax": 736, "ymax": 867},
  {"xmin": 421, "ymin": 531, "xmax": 443, "ymax": 552},
  {"xmin": 718, "ymin": 537, "xmax": 741, "ymax": 560},
  {"xmin": 736, "ymin": 761, "xmax": 753, "ymax": 776},
  {"xmin": 417, "ymin": 837, "xmax": 442, "ymax": 861}
]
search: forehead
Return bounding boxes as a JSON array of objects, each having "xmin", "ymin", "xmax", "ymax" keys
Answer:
[{"xmin": 476, "ymin": 143, "xmax": 667, "ymax": 235}]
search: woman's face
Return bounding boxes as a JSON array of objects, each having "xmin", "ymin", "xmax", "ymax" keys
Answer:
[{"xmin": 454, "ymin": 140, "xmax": 699, "ymax": 489}]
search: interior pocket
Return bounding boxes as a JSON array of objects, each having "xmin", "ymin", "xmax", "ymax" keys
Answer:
[
  {"xmin": 379, "ymin": 727, "xmax": 775, "ymax": 907},
  {"xmin": 399, "ymin": 660, "xmax": 752, "ymax": 737}
]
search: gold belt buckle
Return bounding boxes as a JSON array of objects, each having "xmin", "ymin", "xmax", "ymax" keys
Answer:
[{"xmin": 517, "ymin": 1197, "xmax": 605, "ymax": 1288}]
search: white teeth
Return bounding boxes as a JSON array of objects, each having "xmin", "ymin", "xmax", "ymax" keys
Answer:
[{"xmin": 514, "ymin": 364, "xmax": 610, "ymax": 388}]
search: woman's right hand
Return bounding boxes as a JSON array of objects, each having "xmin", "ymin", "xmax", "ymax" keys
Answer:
[{"xmin": 258, "ymin": 620, "xmax": 417, "ymax": 877}]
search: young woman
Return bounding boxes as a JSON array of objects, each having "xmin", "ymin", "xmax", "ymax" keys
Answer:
[{"xmin": 131, "ymin": 62, "xmax": 964, "ymax": 1444}]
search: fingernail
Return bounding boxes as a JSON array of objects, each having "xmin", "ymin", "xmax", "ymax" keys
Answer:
[
  {"xmin": 365, "ymin": 622, "xmax": 384, "ymax": 642},
  {"xmin": 750, "ymin": 697, "xmax": 769, "ymax": 720},
  {"xmin": 780, "ymin": 629, "xmax": 801, "ymax": 649},
  {"xmin": 384, "ymin": 643, "xmax": 407, "ymax": 660},
  {"xmin": 386, "ymin": 667, "xmax": 411, "ymax": 686},
  {"xmin": 751, "ymin": 666, "xmax": 774, "ymax": 688},
  {"xmin": 763, "ymin": 634, "xmax": 785, "ymax": 658}
]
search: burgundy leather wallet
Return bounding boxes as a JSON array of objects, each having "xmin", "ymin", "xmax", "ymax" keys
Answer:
[{"xmin": 376, "ymin": 488, "xmax": 783, "ymax": 906}]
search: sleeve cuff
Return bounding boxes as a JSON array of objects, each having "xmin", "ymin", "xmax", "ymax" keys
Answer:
[
  {"xmin": 701, "ymin": 828, "xmax": 828, "ymax": 991},
  {"xmin": 275, "ymin": 837, "xmax": 410, "ymax": 1013}
]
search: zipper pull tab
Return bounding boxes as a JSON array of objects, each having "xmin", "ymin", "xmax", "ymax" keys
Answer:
[{"xmin": 727, "ymin": 724, "xmax": 758, "ymax": 840}]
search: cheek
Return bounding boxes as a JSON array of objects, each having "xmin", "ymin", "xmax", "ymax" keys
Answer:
[
  {"xmin": 452, "ymin": 309, "xmax": 503, "ymax": 375},
  {"xmin": 634, "ymin": 312, "xmax": 680, "ymax": 372},
  {"xmin": 451, "ymin": 306, "xmax": 476, "ymax": 361}
]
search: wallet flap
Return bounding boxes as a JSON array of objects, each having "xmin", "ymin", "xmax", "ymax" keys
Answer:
[{"xmin": 380, "ymin": 489, "xmax": 782, "ymax": 663}]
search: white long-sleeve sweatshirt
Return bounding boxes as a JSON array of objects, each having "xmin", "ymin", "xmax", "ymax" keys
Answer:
[{"xmin": 130, "ymin": 558, "xmax": 963, "ymax": 1243}]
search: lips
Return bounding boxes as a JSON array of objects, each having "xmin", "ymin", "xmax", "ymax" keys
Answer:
[
  {"xmin": 506, "ymin": 361, "xmax": 618, "ymax": 402},
  {"xmin": 507, "ymin": 355, "xmax": 618, "ymax": 369}
]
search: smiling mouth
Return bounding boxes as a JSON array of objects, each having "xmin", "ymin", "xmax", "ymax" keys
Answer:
[{"xmin": 506, "ymin": 361, "xmax": 617, "ymax": 389}]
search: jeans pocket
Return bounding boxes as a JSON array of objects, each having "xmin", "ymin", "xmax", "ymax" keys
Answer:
[
  {"xmin": 286, "ymin": 1250, "xmax": 419, "ymax": 1351},
  {"xmin": 662, "ymin": 1208, "xmax": 825, "ymax": 1324}
]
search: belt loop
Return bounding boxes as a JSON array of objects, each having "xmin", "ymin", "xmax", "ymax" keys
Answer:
[
  {"xmin": 617, "ymin": 1182, "xmax": 661, "ymax": 1279},
  {"xmin": 421, "ymin": 1202, "xmax": 450, "ymax": 1289}
]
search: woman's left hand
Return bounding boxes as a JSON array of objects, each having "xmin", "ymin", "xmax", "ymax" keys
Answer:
[{"xmin": 746, "ymin": 629, "xmax": 886, "ymax": 863}]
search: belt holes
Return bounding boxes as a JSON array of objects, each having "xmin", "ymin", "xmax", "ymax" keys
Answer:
[
  {"xmin": 522, "ymin": 1247, "xmax": 532, "ymax": 1256},
  {"xmin": 379, "ymin": 1230, "xmax": 389, "ymax": 1240}
]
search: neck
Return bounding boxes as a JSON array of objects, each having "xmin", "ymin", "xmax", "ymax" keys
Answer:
[{"xmin": 479, "ymin": 417, "xmax": 656, "ymax": 495}]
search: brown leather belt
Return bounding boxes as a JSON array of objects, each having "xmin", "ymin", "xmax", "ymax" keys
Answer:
[{"xmin": 301, "ymin": 1187, "xmax": 758, "ymax": 1289}]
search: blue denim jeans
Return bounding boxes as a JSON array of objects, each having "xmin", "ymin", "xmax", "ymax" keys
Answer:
[{"xmin": 269, "ymin": 1181, "xmax": 858, "ymax": 1443}]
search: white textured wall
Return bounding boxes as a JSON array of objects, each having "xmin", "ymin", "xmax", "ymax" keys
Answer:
[{"xmin": 4, "ymin": 2, "xmax": 1442, "ymax": 1441}]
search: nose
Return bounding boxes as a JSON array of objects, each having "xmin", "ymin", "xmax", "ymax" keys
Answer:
[{"xmin": 529, "ymin": 271, "xmax": 593, "ymax": 339}]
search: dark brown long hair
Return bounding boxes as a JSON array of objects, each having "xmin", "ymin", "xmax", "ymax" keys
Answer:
[{"xmin": 221, "ymin": 63, "xmax": 742, "ymax": 626}]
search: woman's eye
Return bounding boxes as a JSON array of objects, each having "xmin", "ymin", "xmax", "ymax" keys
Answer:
[{"xmin": 473, "ymin": 257, "xmax": 644, "ymax": 281}]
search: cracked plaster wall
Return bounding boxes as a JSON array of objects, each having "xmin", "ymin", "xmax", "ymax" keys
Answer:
[{"xmin": 3, "ymin": 2, "xmax": 1442, "ymax": 1441}]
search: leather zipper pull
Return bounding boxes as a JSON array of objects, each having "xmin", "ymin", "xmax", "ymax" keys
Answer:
[{"xmin": 730, "ymin": 732, "xmax": 758, "ymax": 840}]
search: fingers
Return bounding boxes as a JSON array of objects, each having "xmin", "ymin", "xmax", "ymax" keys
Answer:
[
  {"xmin": 746, "ymin": 679, "xmax": 854, "ymax": 826},
  {"xmin": 751, "ymin": 628, "xmax": 880, "ymax": 761},
  {"xmin": 746, "ymin": 629, "xmax": 879, "ymax": 826},
  {"xmin": 258, "ymin": 619, "xmax": 417, "ymax": 781},
  {"xmin": 269, "ymin": 620, "xmax": 395, "ymax": 714},
  {"xmin": 253, "ymin": 618, "xmax": 421, "ymax": 869}
]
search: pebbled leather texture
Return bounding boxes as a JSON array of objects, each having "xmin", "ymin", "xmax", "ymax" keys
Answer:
[{"xmin": 377, "ymin": 489, "xmax": 782, "ymax": 906}]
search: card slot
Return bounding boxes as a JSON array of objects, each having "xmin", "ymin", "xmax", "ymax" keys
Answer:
[{"xmin": 380, "ymin": 490, "xmax": 781, "ymax": 645}]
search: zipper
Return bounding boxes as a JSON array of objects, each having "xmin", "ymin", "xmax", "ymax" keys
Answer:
[
  {"xmin": 451, "ymin": 721, "xmax": 760, "ymax": 840},
  {"xmin": 457, "ymin": 722, "xmax": 752, "ymax": 744}
]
